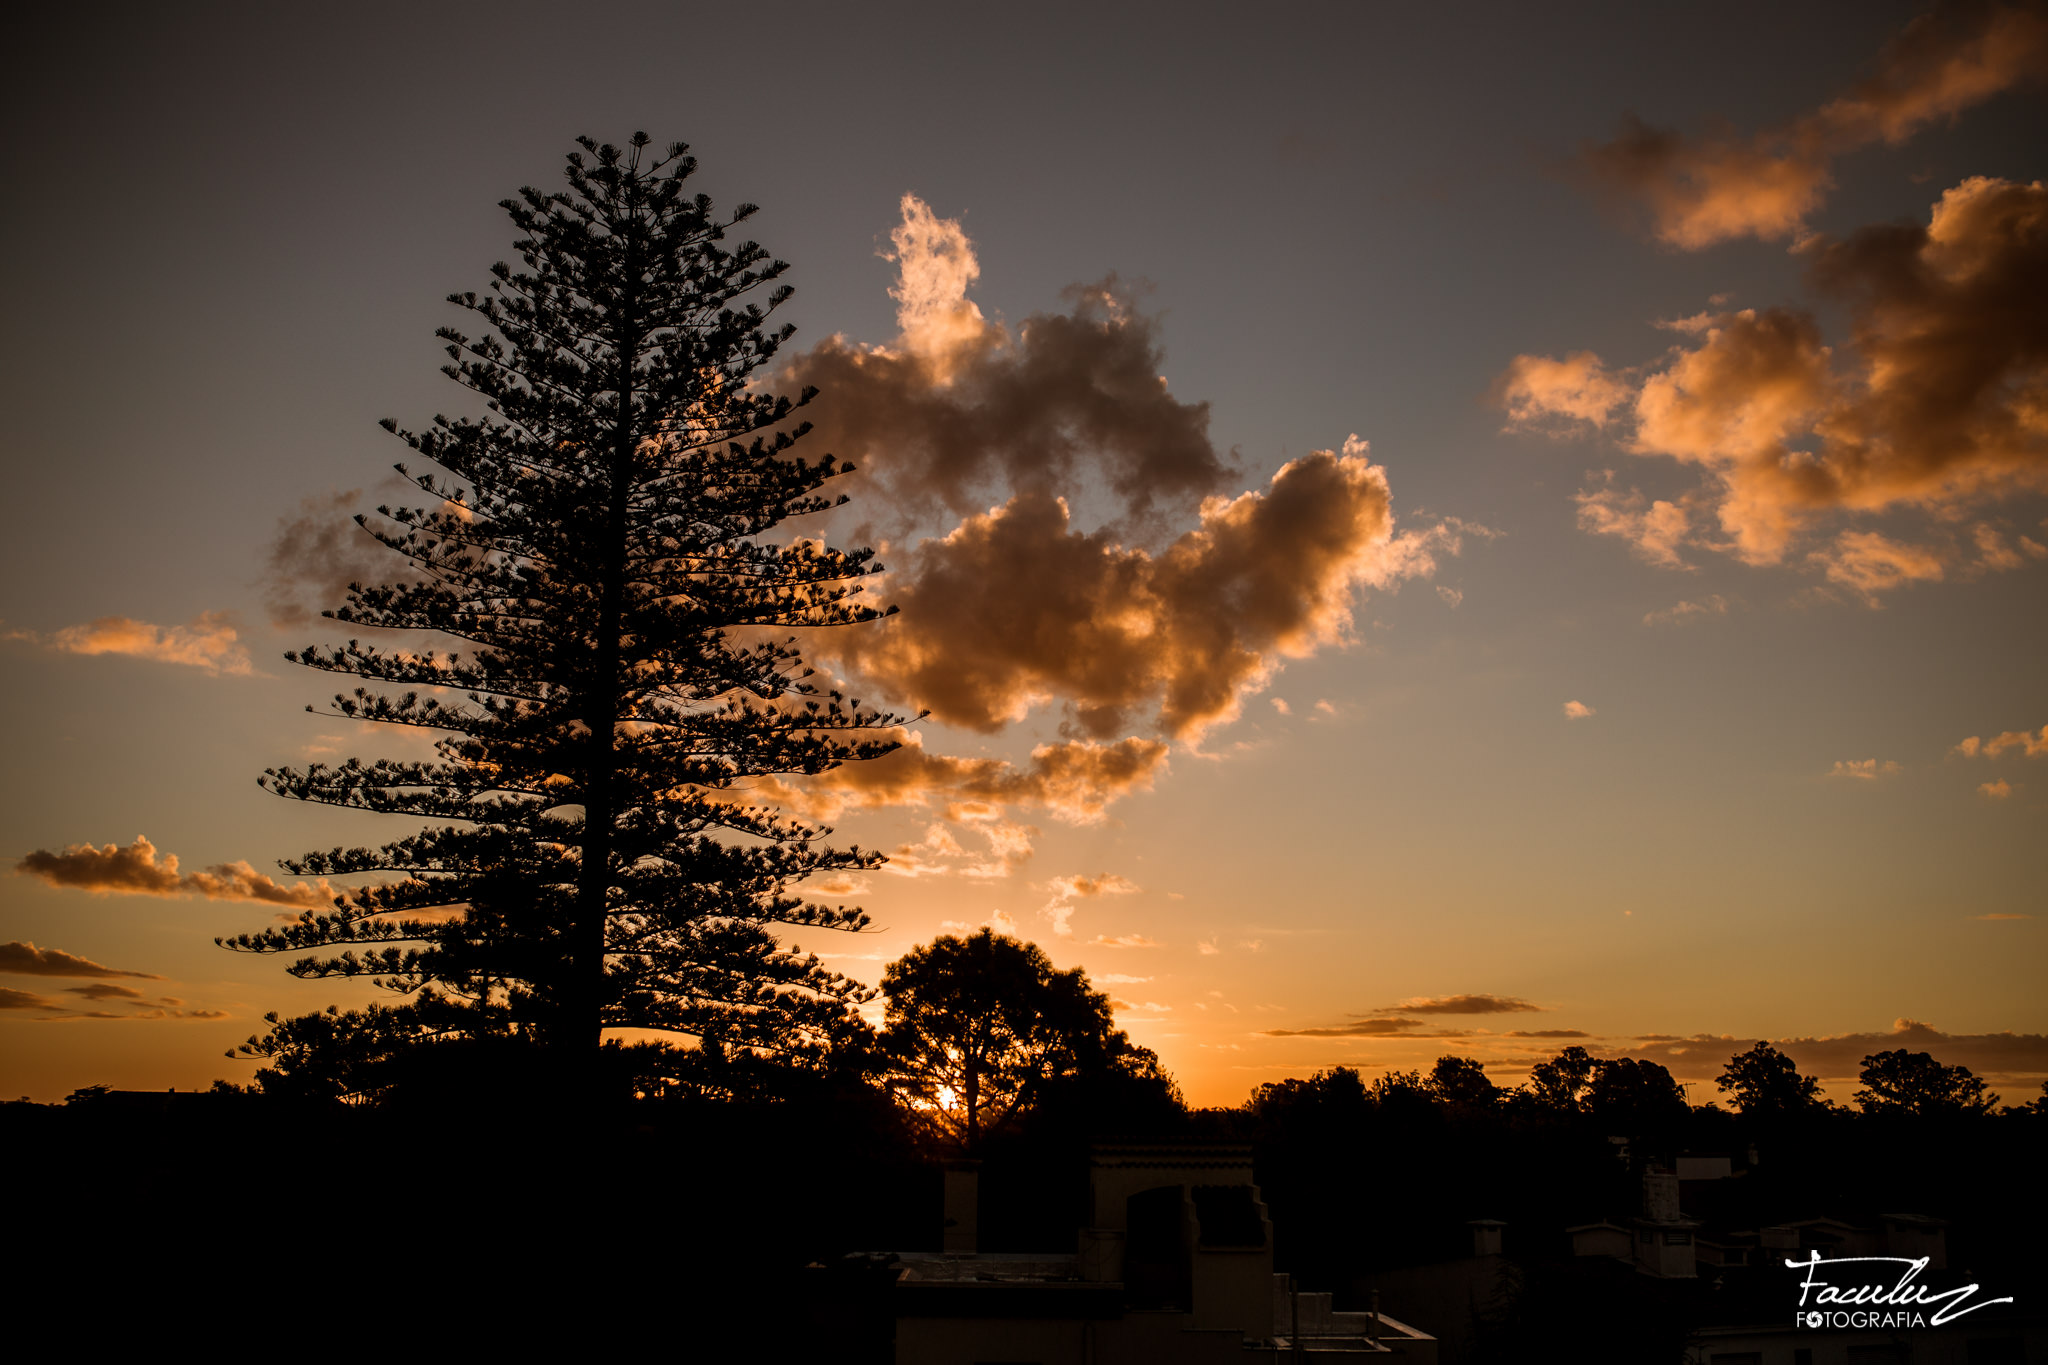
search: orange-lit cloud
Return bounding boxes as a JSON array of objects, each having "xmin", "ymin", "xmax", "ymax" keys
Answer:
[
  {"xmin": 785, "ymin": 197, "xmax": 1477, "ymax": 740},
  {"xmin": 1380, "ymin": 993, "xmax": 1544, "ymax": 1015},
  {"xmin": 1980, "ymin": 779, "xmax": 2017, "ymax": 798},
  {"xmin": 15, "ymin": 835, "xmax": 336, "ymax": 908},
  {"xmin": 0, "ymin": 941, "xmax": 161, "ymax": 979},
  {"xmin": 1503, "ymin": 177, "xmax": 2048, "ymax": 594},
  {"xmin": 1574, "ymin": 477, "xmax": 1693, "ymax": 568},
  {"xmin": 1955, "ymin": 723, "xmax": 2048, "ymax": 757},
  {"xmin": 825, "ymin": 443, "xmax": 1475, "ymax": 739},
  {"xmin": 1496, "ymin": 352, "xmax": 1631, "ymax": 427},
  {"xmin": 1091, "ymin": 934, "xmax": 1160, "ymax": 949},
  {"xmin": 1041, "ymin": 872, "xmax": 1140, "ymax": 939},
  {"xmin": 0, "ymin": 986, "xmax": 53, "ymax": 1010},
  {"xmin": 1579, "ymin": 1, "xmax": 2048, "ymax": 249},
  {"xmin": 881, "ymin": 818, "xmax": 1040, "ymax": 881},
  {"xmin": 782, "ymin": 196, "xmax": 1234, "ymax": 533},
  {"xmin": 1563, "ymin": 700, "xmax": 1595, "ymax": 719},
  {"xmin": 7, "ymin": 612, "xmax": 252, "ymax": 674},
  {"xmin": 751, "ymin": 730, "xmax": 1168, "ymax": 826}
]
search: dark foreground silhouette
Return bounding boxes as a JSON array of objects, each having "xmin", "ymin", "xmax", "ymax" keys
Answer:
[{"xmin": 12, "ymin": 1051, "xmax": 2044, "ymax": 1361}]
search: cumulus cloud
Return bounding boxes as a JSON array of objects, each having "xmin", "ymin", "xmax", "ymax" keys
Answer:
[
  {"xmin": 0, "ymin": 941, "xmax": 161, "ymax": 979},
  {"xmin": 1643, "ymin": 594, "xmax": 1731, "ymax": 625},
  {"xmin": 1830, "ymin": 758, "xmax": 1903, "ymax": 779},
  {"xmin": 825, "ymin": 440, "xmax": 1475, "ymax": 740},
  {"xmin": 1380, "ymin": 993, "xmax": 1544, "ymax": 1015},
  {"xmin": 1503, "ymin": 176, "xmax": 2048, "ymax": 594},
  {"xmin": 1578, "ymin": 1, "xmax": 2048, "ymax": 249},
  {"xmin": 782, "ymin": 196, "xmax": 1235, "ymax": 533},
  {"xmin": 1563, "ymin": 700, "xmax": 1596, "ymax": 719},
  {"xmin": 6, "ymin": 612, "xmax": 252, "ymax": 675},
  {"xmin": 15, "ymin": 836, "xmax": 337, "ymax": 908},
  {"xmin": 1955, "ymin": 723, "xmax": 2048, "ymax": 757},
  {"xmin": 1979, "ymin": 778, "xmax": 2017, "ymax": 798},
  {"xmin": 779, "ymin": 197, "xmax": 1478, "ymax": 743},
  {"xmin": 1496, "ymin": 352, "xmax": 1631, "ymax": 428},
  {"xmin": 1041, "ymin": 872, "xmax": 1140, "ymax": 938}
]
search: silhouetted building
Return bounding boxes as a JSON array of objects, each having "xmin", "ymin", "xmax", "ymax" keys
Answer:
[{"xmin": 885, "ymin": 1140, "xmax": 1437, "ymax": 1362}]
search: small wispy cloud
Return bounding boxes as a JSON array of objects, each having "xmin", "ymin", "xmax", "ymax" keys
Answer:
[
  {"xmin": 1041, "ymin": 872, "xmax": 1140, "ymax": 938},
  {"xmin": 1829, "ymin": 759, "xmax": 1901, "ymax": 781},
  {"xmin": 6, "ymin": 612, "xmax": 252, "ymax": 675},
  {"xmin": 1644, "ymin": 595, "xmax": 1730, "ymax": 626},
  {"xmin": 1563, "ymin": 700, "xmax": 1596, "ymax": 720}
]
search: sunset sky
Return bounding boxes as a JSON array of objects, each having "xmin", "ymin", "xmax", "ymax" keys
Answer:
[{"xmin": 3, "ymin": 1, "xmax": 2043, "ymax": 1106}]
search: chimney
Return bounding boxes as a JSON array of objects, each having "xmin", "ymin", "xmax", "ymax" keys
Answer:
[{"xmin": 942, "ymin": 1159, "xmax": 979, "ymax": 1254}]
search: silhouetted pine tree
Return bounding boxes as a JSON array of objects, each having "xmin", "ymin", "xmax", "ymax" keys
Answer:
[{"xmin": 222, "ymin": 134, "xmax": 901, "ymax": 1082}]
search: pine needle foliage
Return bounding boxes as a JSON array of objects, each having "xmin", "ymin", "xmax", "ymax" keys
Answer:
[{"xmin": 221, "ymin": 134, "xmax": 903, "ymax": 1071}]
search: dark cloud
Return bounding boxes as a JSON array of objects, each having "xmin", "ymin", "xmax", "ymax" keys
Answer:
[
  {"xmin": 262, "ymin": 487, "xmax": 407, "ymax": 630},
  {"xmin": 781, "ymin": 196, "xmax": 1233, "ymax": 535},
  {"xmin": 16, "ymin": 835, "xmax": 336, "ymax": 908},
  {"xmin": 1613, "ymin": 1018, "xmax": 2048, "ymax": 1089},
  {"xmin": 825, "ymin": 447, "xmax": 1469, "ymax": 739},
  {"xmin": 0, "ymin": 940, "xmax": 161, "ymax": 979},
  {"xmin": 1381, "ymin": 993, "xmax": 1544, "ymax": 1015},
  {"xmin": 1261, "ymin": 1018, "xmax": 1424, "ymax": 1037},
  {"xmin": 63, "ymin": 983, "xmax": 148, "ymax": 1002},
  {"xmin": 1503, "ymin": 1028, "xmax": 1592, "ymax": 1039},
  {"xmin": 0, "ymin": 986, "xmax": 54, "ymax": 1011}
]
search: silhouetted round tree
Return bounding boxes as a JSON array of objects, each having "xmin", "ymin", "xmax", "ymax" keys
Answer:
[
  {"xmin": 877, "ymin": 929, "xmax": 1174, "ymax": 1149},
  {"xmin": 1525, "ymin": 1045, "xmax": 1598, "ymax": 1112},
  {"xmin": 1715, "ymin": 1041, "xmax": 1824, "ymax": 1116},
  {"xmin": 1854, "ymin": 1049, "xmax": 1995, "ymax": 1118},
  {"xmin": 221, "ymin": 134, "xmax": 902, "ymax": 1084},
  {"xmin": 1584, "ymin": 1057, "xmax": 1689, "ymax": 1133},
  {"xmin": 1427, "ymin": 1054, "xmax": 1501, "ymax": 1110}
]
